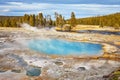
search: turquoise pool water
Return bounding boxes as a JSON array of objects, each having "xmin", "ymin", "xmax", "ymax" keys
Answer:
[{"xmin": 28, "ymin": 39, "xmax": 103, "ymax": 56}]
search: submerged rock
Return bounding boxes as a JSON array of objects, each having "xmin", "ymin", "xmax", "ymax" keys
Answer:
[
  {"xmin": 77, "ymin": 67, "xmax": 86, "ymax": 71},
  {"xmin": 11, "ymin": 69, "xmax": 21, "ymax": 73},
  {"xmin": 26, "ymin": 67, "xmax": 41, "ymax": 76},
  {"xmin": 0, "ymin": 70, "xmax": 7, "ymax": 73},
  {"xmin": 54, "ymin": 61, "xmax": 63, "ymax": 66}
]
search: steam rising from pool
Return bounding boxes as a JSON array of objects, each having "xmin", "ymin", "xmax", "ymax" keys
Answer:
[
  {"xmin": 21, "ymin": 23, "xmax": 38, "ymax": 31},
  {"xmin": 20, "ymin": 23, "xmax": 56, "ymax": 32},
  {"xmin": 28, "ymin": 39, "xmax": 103, "ymax": 56}
]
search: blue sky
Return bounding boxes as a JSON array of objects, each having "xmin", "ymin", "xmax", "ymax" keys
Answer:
[{"xmin": 0, "ymin": 0, "xmax": 120, "ymax": 19}]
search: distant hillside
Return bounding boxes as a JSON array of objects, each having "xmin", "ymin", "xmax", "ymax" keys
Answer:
[
  {"xmin": 0, "ymin": 16, "xmax": 22, "ymax": 27},
  {"xmin": 76, "ymin": 13, "xmax": 120, "ymax": 28}
]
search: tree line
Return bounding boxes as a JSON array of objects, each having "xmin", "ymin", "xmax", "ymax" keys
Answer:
[
  {"xmin": 0, "ymin": 13, "xmax": 55, "ymax": 28},
  {"xmin": 0, "ymin": 12, "xmax": 120, "ymax": 29},
  {"xmin": 76, "ymin": 13, "xmax": 120, "ymax": 29},
  {"xmin": 0, "ymin": 16, "xmax": 21, "ymax": 27},
  {"xmin": 0, "ymin": 12, "xmax": 77, "ymax": 29}
]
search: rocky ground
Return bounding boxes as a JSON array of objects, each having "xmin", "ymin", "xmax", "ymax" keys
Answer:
[{"xmin": 0, "ymin": 28, "xmax": 120, "ymax": 80}]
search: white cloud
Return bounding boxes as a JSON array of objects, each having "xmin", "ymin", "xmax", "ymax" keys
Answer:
[
  {"xmin": 0, "ymin": 2, "xmax": 120, "ymax": 18},
  {"xmin": 7, "ymin": 2, "xmax": 24, "ymax": 5},
  {"xmin": 0, "ymin": 9, "xmax": 10, "ymax": 12}
]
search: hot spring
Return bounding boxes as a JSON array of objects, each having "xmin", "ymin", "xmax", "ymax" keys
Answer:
[{"xmin": 28, "ymin": 39, "xmax": 103, "ymax": 56}]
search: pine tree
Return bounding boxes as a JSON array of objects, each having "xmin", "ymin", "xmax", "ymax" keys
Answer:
[
  {"xmin": 11, "ymin": 18, "xmax": 17, "ymax": 27},
  {"xmin": 29, "ymin": 14, "xmax": 35, "ymax": 26},
  {"xmin": 32, "ymin": 14, "xmax": 35, "ymax": 26},
  {"xmin": 55, "ymin": 13, "xmax": 65, "ymax": 27},
  {"xmin": 70, "ymin": 12, "xmax": 76, "ymax": 27},
  {"xmin": 63, "ymin": 17, "xmax": 66, "ymax": 24},
  {"xmin": 0, "ymin": 21, "xmax": 3, "ymax": 27},
  {"xmin": 35, "ymin": 15, "xmax": 39, "ymax": 26},
  {"xmin": 99, "ymin": 19, "xmax": 104, "ymax": 28},
  {"xmin": 43, "ymin": 18, "xmax": 46, "ymax": 27},
  {"xmin": 4, "ymin": 19, "xmax": 10, "ymax": 27},
  {"xmin": 55, "ymin": 12, "xmax": 59, "ymax": 26},
  {"xmin": 114, "ymin": 23, "xmax": 119, "ymax": 29},
  {"xmin": 19, "ymin": 17, "xmax": 23, "ymax": 24},
  {"xmin": 56, "ymin": 16, "xmax": 59, "ymax": 26},
  {"xmin": 39, "ymin": 13, "xmax": 44, "ymax": 27},
  {"xmin": 59, "ymin": 15, "xmax": 64, "ymax": 27},
  {"xmin": 49, "ymin": 17, "xmax": 53, "ymax": 27},
  {"xmin": 46, "ymin": 15, "xmax": 52, "ymax": 27},
  {"xmin": 23, "ymin": 14, "xmax": 30, "ymax": 23}
]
